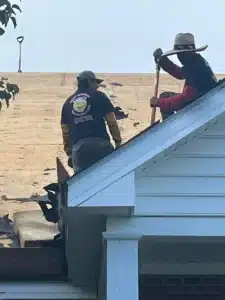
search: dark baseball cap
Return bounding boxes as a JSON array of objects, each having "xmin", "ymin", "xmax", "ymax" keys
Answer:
[{"xmin": 77, "ymin": 70, "xmax": 104, "ymax": 84}]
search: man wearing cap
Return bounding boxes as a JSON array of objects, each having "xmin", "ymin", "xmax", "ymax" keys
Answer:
[
  {"xmin": 61, "ymin": 70, "xmax": 122, "ymax": 173},
  {"xmin": 150, "ymin": 33, "xmax": 217, "ymax": 120}
]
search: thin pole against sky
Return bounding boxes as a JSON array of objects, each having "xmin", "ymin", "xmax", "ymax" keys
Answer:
[{"xmin": 17, "ymin": 36, "xmax": 24, "ymax": 73}]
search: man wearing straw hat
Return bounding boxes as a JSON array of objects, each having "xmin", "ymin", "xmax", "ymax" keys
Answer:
[{"xmin": 150, "ymin": 33, "xmax": 217, "ymax": 120}]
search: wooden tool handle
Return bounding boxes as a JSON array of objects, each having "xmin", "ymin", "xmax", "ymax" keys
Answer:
[{"xmin": 150, "ymin": 63, "xmax": 160, "ymax": 125}]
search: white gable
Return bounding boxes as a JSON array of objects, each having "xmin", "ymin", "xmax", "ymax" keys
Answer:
[
  {"xmin": 69, "ymin": 171, "xmax": 135, "ymax": 214},
  {"xmin": 67, "ymin": 80, "xmax": 225, "ymax": 209},
  {"xmin": 135, "ymin": 112, "xmax": 225, "ymax": 216}
]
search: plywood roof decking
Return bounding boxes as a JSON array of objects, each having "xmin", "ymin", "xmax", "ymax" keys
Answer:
[
  {"xmin": 66, "ymin": 78, "xmax": 225, "ymax": 208},
  {"xmin": 0, "ymin": 72, "xmax": 224, "ymax": 218}
]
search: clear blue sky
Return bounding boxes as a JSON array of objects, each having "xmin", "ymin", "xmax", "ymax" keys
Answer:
[{"xmin": 1, "ymin": 0, "xmax": 224, "ymax": 73}]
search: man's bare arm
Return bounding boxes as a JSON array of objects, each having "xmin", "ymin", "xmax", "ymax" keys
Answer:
[
  {"xmin": 61, "ymin": 124, "xmax": 71, "ymax": 156},
  {"xmin": 105, "ymin": 112, "xmax": 122, "ymax": 146}
]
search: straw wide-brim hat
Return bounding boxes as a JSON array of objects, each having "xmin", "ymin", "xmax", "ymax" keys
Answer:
[{"xmin": 162, "ymin": 33, "xmax": 208, "ymax": 57}]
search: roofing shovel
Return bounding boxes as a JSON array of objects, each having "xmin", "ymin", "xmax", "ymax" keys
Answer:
[{"xmin": 150, "ymin": 61, "xmax": 161, "ymax": 128}]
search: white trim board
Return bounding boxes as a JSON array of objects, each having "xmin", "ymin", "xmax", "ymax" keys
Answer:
[
  {"xmin": 135, "ymin": 196, "xmax": 225, "ymax": 216},
  {"xmin": 68, "ymin": 171, "xmax": 135, "ymax": 209},
  {"xmin": 0, "ymin": 282, "xmax": 96, "ymax": 299},
  {"xmin": 106, "ymin": 216, "xmax": 225, "ymax": 237}
]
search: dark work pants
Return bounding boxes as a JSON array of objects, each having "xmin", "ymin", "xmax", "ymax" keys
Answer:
[{"xmin": 72, "ymin": 137, "xmax": 114, "ymax": 173}]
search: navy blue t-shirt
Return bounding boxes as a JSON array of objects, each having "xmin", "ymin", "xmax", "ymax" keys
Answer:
[
  {"xmin": 181, "ymin": 54, "xmax": 217, "ymax": 95},
  {"xmin": 61, "ymin": 89, "xmax": 115, "ymax": 146}
]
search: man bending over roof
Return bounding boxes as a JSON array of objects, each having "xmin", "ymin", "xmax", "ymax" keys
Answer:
[
  {"xmin": 61, "ymin": 71, "xmax": 122, "ymax": 173},
  {"xmin": 150, "ymin": 33, "xmax": 217, "ymax": 120}
]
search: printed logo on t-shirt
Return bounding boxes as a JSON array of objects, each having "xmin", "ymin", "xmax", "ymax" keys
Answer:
[
  {"xmin": 70, "ymin": 93, "xmax": 93, "ymax": 124},
  {"xmin": 71, "ymin": 93, "xmax": 91, "ymax": 116}
]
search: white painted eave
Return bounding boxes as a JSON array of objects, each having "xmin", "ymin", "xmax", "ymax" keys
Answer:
[
  {"xmin": 0, "ymin": 282, "xmax": 96, "ymax": 299},
  {"xmin": 68, "ymin": 171, "xmax": 135, "ymax": 209},
  {"xmin": 106, "ymin": 216, "xmax": 225, "ymax": 237},
  {"xmin": 67, "ymin": 80, "xmax": 225, "ymax": 207}
]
